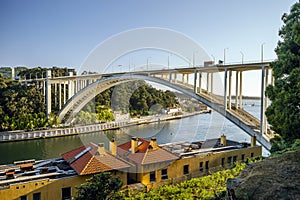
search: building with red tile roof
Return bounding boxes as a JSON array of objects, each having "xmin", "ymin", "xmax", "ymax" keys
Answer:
[
  {"xmin": 117, "ymin": 137, "xmax": 179, "ymax": 165},
  {"xmin": 61, "ymin": 142, "xmax": 131, "ymax": 175}
]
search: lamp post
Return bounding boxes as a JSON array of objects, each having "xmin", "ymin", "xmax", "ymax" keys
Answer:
[
  {"xmin": 240, "ymin": 51, "xmax": 244, "ymax": 64},
  {"xmin": 261, "ymin": 43, "xmax": 265, "ymax": 62},
  {"xmin": 224, "ymin": 48, "xmax": 228, "ymax": 65}
]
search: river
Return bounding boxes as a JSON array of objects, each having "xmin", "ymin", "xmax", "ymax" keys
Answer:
[{"xmin": 0, "ymin": 100, "xmax": 267, "ymax": 165}]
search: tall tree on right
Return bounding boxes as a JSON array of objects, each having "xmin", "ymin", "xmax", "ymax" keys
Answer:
[{"xmin": 266, "ymin": 1, "xmax": 300, "ymax": 148}]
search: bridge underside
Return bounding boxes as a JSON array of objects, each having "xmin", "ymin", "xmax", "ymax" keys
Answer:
[{"xmin": 57, "ymin": 74, "xmax": 272, "ymax": 151}]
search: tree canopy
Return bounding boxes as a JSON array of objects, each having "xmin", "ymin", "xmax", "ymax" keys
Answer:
[
  {"xmin": 74, "ymin": 172, "xmax": 123, "ymax": 200},
  {"xmin": 266, "ymin": 1, "xmax": 300, "ymax": 147}
]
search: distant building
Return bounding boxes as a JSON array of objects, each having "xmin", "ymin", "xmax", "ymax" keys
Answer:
[{"xmin": 0, "ymin": 135, "xmax": 261, "ymax": 199}]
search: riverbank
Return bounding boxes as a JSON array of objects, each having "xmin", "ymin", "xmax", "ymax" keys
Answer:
[{"xmin": 0, "ymin": 110, "xmax": 210, "ymax": 142}]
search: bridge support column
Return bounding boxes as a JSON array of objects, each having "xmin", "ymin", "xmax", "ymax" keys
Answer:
[
  {"xmin": 235, "ymin": 71, "xmax": 239, "ymax": 108},
  {"xmin": 54, "ymin": 83, "xmax": 57, "ymax": 108},
  {"xmin": 46, "ymin": 70, "xmax": 52, "ymax": 118},
  {"xmin": 210, "ymin": 72, "xmax": 214, "ymax": 94},
  {"xmin": 43, "ymin": 80, "xmax": 46, "ymax": 103},
  {"xmin": 68, "ymin": 72, "xmax": 74, "ymax": 100},
  {"xmin": 193, "ymin": 69, "xmax": 197, "ymax": 93},
  {"xmin": 263, "ymin": 68, "xmax": 269, "ymax": 134},
  {"xmin": 169, "ymin": 72, "xmax": 172, "ymax": 82},
  {"xmin": 228, "ymin": 70, "xmax": 232, "ymax": 110},
  {"xmin": 174, "ymin": 73, "xmax": 177, "ymax": 83},
  {"xmin": 198, "ymin": 72, "xmax": 202, "ymax": 94},
  {"xmin": 206, "ymin": 73, "xmax": 209, "ymax": 92},
  {"xmin": 59, "ymin": 82, "xmax": 62, "ymax": 109},
  {"xmin": 182, "ymin": 74, "xmax": 184, "ymax": 83},
  {"xmin": 224, "ymin": 69, "xmax": 228, "ymax": 110},
  {"xmin": 63, "ymin": 82, "xmax": 66, "ymax": 105},
  {"xmin": 260, "ymin": 66, "xmax": 265, "ymax": 135},
  {"xmin": 186, "ymin": 74, "xmax": 189, "ymax": 84},
  {"xmin": 239, "ymin": 71, "xmax": 243, "ymax": 109}
]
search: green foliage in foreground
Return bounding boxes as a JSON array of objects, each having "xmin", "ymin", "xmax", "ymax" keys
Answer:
[
  {"xmin": 266, "ymin": 1, "xmax": 300, "ymax": 146},
  {"xmin": 115, "ymin": 161, "xmax": 259, "ymax": 200},
  {"xmin": 74, "ymin": 172, "xmax": 123, "ymax": 200}
]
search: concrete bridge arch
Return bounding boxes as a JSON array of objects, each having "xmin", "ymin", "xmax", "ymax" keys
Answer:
[{"xmin": 58, "ymin": 73, "xmax": 272, "ymax": 150}]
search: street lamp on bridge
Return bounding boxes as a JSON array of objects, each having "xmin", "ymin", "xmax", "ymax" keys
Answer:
[
  {"xmin": 240, "ymin": 51, "xmax": 244, "ymax": 64},
  {"xmin": 224, "ymin": 48, "xmax": 229, "ymax": 65},
  {"xmin": 261, "ymin": 42, "xmax": 266, "ymax": 62}
]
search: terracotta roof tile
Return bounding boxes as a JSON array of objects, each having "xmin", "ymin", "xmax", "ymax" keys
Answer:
[
  {"xmin": 61, "ymin": 143, "xmax": 131, "ymax": 175},
  {"xmin": 117, "ymin": 138, "xmax": 179, "ymax": 165}
]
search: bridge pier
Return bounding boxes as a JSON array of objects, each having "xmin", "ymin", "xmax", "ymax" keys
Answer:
[
  {"xmin": 260, "ymin": 65, "xmax": 268, "ymax": 135},
  {"xmin": 198, "ymin": 72, "xmax": 202, "ymax": 94},
  {"xmin": 224, "ymin": 69, "xmax": 228, "ymax": 110},
  {"xmin": 206, "ymin": 72, "xmax": 209, "ymax": 93},
  {"xmin": 68, "ymin": 72, "xmax": 74, "ymax": 100},
  {"xmin": 210, "ymin": 72, "xmax": 214, "ymax": 94},
  {"xmin": 193, "ymin": 69, "xmax": 197, "ymax": 93},
  {"xmin": 46, "ymin": 70, "xmax": 52, "ymax": 118},
  {"xmin": 235, "ymin": 71, "xmax": 239, "ymax": 108},
  {"xmin": 63, "ymin": 82, "xmax": 66, "ymax": 105},
  {"xmin": 228, "ymin": 70, "xmax": 232, "ymax": 110},
  {"xmin": 239, "ymin": 71, "xmax": 243, "ymax": 109},
  {"xmin": 59, "ymin": 82, "xmax": 62, "ymax": 109}
]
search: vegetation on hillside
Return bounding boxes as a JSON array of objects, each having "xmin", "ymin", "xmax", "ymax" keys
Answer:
[
  {"xmin": 74, "ymin": 81, "xmax": 179, "ymax": 125},
  {"xmin": 0, "ymin": 67, "xmax": 74, "ymax": 131},
  {"xmin": 266, "ymin": 1, "xmax": 300, "ymax": 152},
  {"xmin": 115, "ymin": 162, "xmax": 251, "ymax": 200}
]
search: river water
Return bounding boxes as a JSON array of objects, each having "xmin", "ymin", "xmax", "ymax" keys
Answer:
[{"xmin": 0, "ymin": 100, "xmax": 266, "ymax": 165}]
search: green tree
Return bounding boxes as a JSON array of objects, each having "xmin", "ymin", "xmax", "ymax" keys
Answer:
[
  {"xmin": 74, "ymin": 172, "xmax": 123, "ymax": 200},
  {"xmin": 266, "ymin": 1, "xmax": 300, "ymax": 148}
]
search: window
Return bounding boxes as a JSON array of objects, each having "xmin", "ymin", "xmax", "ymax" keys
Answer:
[
  {"xmin": 251, "ymin": 152, "xmax": 254, "ymax": 158},
  {"xmin": 62, "ymin": 187, "xmax": 71, "ymax": 200},
  {"xmin": 241, "ymin": 154, "xmax": 245, "ymax": 162},
  {"xmin": 199, "ymin": 162, "xmax": 203, "ymax": 172},
  {"xmin": 150, "ymin": 171, "xmax": 156, "ymax": 182},
  {"xmin": 221, "ymin": 158, "xmax": 225, "ymax": 168},
  {"xmin": 183, "ymin": 165, "xmax": 189, "ymax": 175},
  {"xmin": 205, "ymin": 161, "xmax": 209, "ymax": 172},
  {"xmin": 161, "ymin": 169, "xmax": 168, "ymax": 180},
  {"xmin": 20, "ymin": 196, "xmax": 27, "ymax": 200},
  {"xmin": 233, "ymin": 156, "xmax": 237, "ymax": 163},
  {"xmin": 33, "ymin": 193, "xmax": 41, "ymax": 200},
  {"xmin": 227, "ymin": 156, "xmax": 232, "ymax": 165}
]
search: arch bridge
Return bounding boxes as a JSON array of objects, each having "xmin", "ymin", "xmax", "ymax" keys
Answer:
[{"xmin": 31, "ymin": 62, "xmax": 274, "ymax": 150}]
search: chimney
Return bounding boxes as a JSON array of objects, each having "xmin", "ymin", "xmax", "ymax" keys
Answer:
[
  {"xmin": 150, "ymin": 137, "xmax": 158, "ymax": 149},
  {"xmin": 110, "ymin": 137, "xmax": 117, "ymax": 156},
  {"xmin": 131, "ymin": 137, "xmax": 138, "ymax": 154},
  {"xmin": 251, "ymin": 135, "xmax": 256, "ymax": 147},
  {"xmin": 220, "ymin": 134, "xmax": 226, "ymax": 146},
  {"xmin": 97, "ymin": 143, "xmax": 106, "ymax": 155}
]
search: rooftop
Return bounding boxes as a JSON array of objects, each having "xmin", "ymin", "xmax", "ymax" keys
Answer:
[
  {"xmin": 117, "ymin": 138, "xmax": 179, "ymax": 165},
  {"xmin": 161, "ymin": 138, "xmax": 250, "ymax": 157},
  {"xmin": 61, "ymin": 143, "xmax": 131, "ymax": 175}
]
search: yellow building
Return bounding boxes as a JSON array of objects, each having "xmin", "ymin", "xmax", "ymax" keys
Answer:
[
  {"xmin": 0, "ymin": 142, "xmax": 131, "ymax": 200},
  {"xmin": 113, "ymin": 135, "xmax": 261, "ymax": 189},
  {"xmin": 0, "ymin": 135, "xmax": 261, "ymax": 199}
]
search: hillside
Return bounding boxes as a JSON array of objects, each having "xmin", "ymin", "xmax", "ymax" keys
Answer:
[{"xmin": 227, "ymin": 150, "xmax": 300, "ymax": 200}]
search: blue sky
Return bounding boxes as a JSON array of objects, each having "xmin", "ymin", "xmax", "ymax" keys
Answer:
[{"xmin": 0, "ymin": 0, "xmax": 296, "ymax": 69}]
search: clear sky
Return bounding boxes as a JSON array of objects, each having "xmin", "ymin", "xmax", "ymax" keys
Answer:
[
  {"xmin": 0, "ymin": 0, "xmax": 296, "ymax": 67},
  {"xmin": 0, "ymin": 0, "xmax": 297, "ymax": 95}
]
